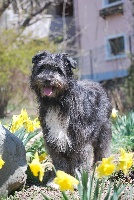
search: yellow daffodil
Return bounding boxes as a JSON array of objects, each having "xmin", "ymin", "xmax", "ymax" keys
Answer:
[
  {"xmin": 9, "ymin": 109, "xmax": 40, "ymax": 133},
  {"xmin": 24, "ymin": 119, "xmax": 34, "ymax": 132},
  {"xmin": 10, "ymin": 113, "xmax": 24, "ymax": 133},
  {"xmin": 111, "ymin": 108, "xmax": 118, "ymax": 118},
  {"xmin": 96, "ymin": 156, "xmax": 115, "ymax": 178},
  {"xmin": 0, "ymin": 155, "xmax": 5, "ymax": 169},
  {"xmin": 20, "ymin": 109, "xmax": 29, "ymax": 121},
  {"xmin": 20, "ymin": 109, "xmax": 33, "ymax": 132},
  {"xmin": 29, "ymin": 152, "xmax": 44, "ymax": 181},
  {"xmin": 116, "ymin": 148, "xmax": 133, "ymax": 174},
  {"xmin": 24, "ymin": 118, "xmax": 40, "ymax": 132},
  {"xmin": 53, "ymin": 170, "xmax": 79, "ymax": 191},
  {"xmin": 39, "ymin": 153, "xmax": 47, "ymax": 162},
  {"xmin": 33, "ymin": 118, "xmax": 40, "ymax": 129}
]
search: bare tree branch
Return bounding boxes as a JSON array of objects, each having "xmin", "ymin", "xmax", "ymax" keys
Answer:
[
  {"xmin": 21, "ymin": 1, "xmax": 52, "ymax": 28},
  {"xmin": 0, "ymin": 0, "xmax": 13, "ymax": 16}
]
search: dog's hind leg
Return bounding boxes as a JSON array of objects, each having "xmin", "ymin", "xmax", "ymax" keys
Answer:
[{"xmin": 93, "ymin": 123, "xmax": 112, "ymax": 164}]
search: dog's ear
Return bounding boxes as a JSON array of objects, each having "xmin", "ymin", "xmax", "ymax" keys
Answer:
[
  {"xmin": 66, "ymin": 56, "xmax": 77, "ymax": 69},
  {"xmin": 62, "ymin": 53, "xmax": 77, "ymax": 69},
  {"xmin": 32, "ymin": 51, "xmax": 49, "ymax": 64}
]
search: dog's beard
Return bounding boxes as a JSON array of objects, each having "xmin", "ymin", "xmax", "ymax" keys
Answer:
[{"xmin": 33, "ymin": 73, "xmax": 67, "ymax": 97}]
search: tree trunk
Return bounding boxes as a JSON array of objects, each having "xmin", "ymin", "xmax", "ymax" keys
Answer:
[{"xmin": 0, "ymin": 100, "xmax": 7, "ymax": 118}]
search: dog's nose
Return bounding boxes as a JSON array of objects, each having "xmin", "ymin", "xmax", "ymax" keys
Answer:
[{"xmin": 45, "ymin": 80, "xmax": 51, "ymax": 85}]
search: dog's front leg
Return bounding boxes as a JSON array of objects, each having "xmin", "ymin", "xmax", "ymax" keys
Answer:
[
  {"xmin": 50, "ymin": 152, "xmax": 71, "ymax": 174},
  {"xmin": 69, "ymin": 144, "xmax": 93, "ymax": 176}
]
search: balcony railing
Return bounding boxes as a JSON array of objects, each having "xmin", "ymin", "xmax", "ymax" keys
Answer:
[{"xmin": 100, "ymin": 2, "xmax": 124, "ymax": 19}]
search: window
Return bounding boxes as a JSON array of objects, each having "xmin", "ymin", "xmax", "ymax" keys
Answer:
[
  {"xmin": 103, "ymin": 0, "xmax": 123, "ymax": 8},
  {"xmin": 106, "ymin": 34, "xmax": 126, "ymax": 60},
  {"xmin": 56, "ymin": 0, "xmax": 73, "ymax": 16},
  {"xmin": 108, "ymin": 0, "xmax": 121, "ymax": 4}
]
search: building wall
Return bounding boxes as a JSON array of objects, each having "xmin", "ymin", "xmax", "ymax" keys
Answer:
[{"xmin": 74, "ymin": 0, "xmax": 133, "ymax": 81}]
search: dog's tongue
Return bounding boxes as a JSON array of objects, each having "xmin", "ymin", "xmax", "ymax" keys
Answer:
[{"xmin": 44, "ymin": 86, "xmax": 52, "ymax": 96}]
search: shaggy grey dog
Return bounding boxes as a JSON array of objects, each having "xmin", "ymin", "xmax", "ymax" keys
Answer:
[{"xmin": 30, "ymin": 50, "xmax": 112, "ymax": 176}]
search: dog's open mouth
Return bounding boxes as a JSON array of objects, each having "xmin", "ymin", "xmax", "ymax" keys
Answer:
[
  {"xmin": 44, "ymin": 86, "xmax": 53, "ymax": 96},
  {"xmin": 42, "ymin": 83, "xmax": 63, "ymax": 97}
]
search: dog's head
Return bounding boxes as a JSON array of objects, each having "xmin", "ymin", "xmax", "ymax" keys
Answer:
[{"xmin": 30, "ymin": 51, "xmax": 77, "ymax": 98}]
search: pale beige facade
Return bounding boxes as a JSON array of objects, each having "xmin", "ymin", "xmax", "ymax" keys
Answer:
[{"xmin": 74, "ymin": 0, "xmax": 133, "ymax": 81}]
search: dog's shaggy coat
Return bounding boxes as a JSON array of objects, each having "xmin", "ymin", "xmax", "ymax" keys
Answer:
[{"xmin": 30, "ymin": 51, "xmax": 112, "ymax": 176}]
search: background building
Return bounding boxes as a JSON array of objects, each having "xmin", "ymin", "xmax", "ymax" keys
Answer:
[{"xmin": 74, "ymin": 0, "xmax": 133, "ymax": 81}]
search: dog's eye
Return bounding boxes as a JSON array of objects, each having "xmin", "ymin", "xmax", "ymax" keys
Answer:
[{"xmin": 37, "ymin": 66, "xmax": 44, "ymax": 73}]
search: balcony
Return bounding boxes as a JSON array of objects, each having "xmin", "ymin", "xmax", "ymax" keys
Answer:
[{"xmin": 99, "ymin": 2, "xmax": 124, "ymax": 19}]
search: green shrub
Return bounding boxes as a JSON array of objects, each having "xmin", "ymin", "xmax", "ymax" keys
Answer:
[
  {"xmin": 0, "ymin": 29, "xmax": 57, "ymax": 117},
  {"xmin": 112, "ymin": 111, "xmax": 134, "ymax": 153}
]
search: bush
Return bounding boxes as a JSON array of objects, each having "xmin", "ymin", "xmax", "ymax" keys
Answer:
[
  {"xmin": 0, "ymin": 29, "xmax": 57, "ymax": 117},
  {"xmin": 112, "ymin": 111, "xmax": 134, "ymax": 153}
]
